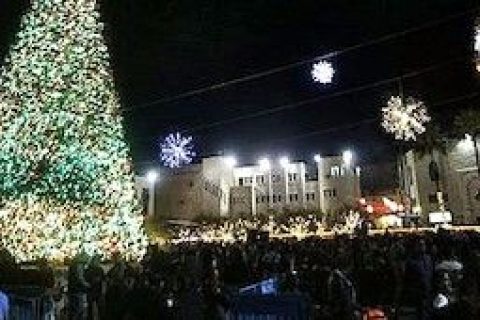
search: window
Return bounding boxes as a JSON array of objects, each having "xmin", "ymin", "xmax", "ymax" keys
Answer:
[
  {"xmin": 245, "ymin": 177, "xmax": 253, "ymax": 184},
  {"xmin": 239, "ymin": 178, "xmax": 244, "ymax": 186},
  {"xmin": 428, "ymin": 194, "xmax": 437, "ymax": 203},
  {"xmin": 324, "ymin": 189, "xmax": 336, "ymax": 198},
  {"xmin": 290, "ymin": 194, "xmax": 299, "ymax": 202},
  {"xmin": 331, "ymin": 166, "xmax": 340, "ymax": 177},
  {"xmin": 278, "ymin": 195, "xmax": 282, "ymax": 202},
  {"xmin": 189, "ymin": 181, "xmax": 194, "ymax": 188},
  {"xmin": 355, "ymin": 167, "xmax": 361, "ymax": 176},
  {"xmin": 272, "ymin": 195, "xmax": 277, "ymax": 203},
  {"xmin": 311, "ymin": 193, "xmax": 316, "ymax": 201},
  {"xmin": 256, "ymin": 197, "xmax": 260, "ymax": 203},
  {"xmin": 272, "ymin": 174, "xmax": 281, "ymax": 183},
  {"xmin": 261, "ymin": 196, "xmax": 266, "ymax": 203},
  {"xmin": 256, "ymin": 175, "xmax": 265, "ymax": 185},
  {"xmin": 306, "ymin": 193, "xmax": 315, "ymax": 201},
  {"xmin": 306, "ymin": 194, "xmax": 310, "ymax": 201}
]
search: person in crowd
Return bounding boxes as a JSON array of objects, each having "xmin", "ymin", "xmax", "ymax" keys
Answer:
[
  {"xmin": 404, "ymin": 239, "xmax": 434, "ymax": 320},
  {"xmin": 85, "ymin": 255, "xmax": 105, "ymax": 320},
  {"xmin": 68, "ymin": 257, "xmax": 90, "ymax": 320},
  {"xmin": 327, "ymin": 256, "xmax": 358, "ymax": 320},
  {"xmin": 0, "ymin": 289, "xmax": 8, "ymax": 320}
]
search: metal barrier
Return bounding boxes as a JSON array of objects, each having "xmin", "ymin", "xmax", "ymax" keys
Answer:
[
  {"xmin": 4, "ymin": 287, "xmax": 55, "ymax": 320},
  {"xmin": 226, "ymin": 294, "xmax": 311, "ymax": 320},
  {"xmin": 8, "ymin": 295, "xmax": 41, "ymax": 320}
]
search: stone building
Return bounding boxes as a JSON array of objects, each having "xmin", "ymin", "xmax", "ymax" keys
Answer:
[
  {"xmin": 149, "ymin": 154, "xmax": 361, "ymax": 220},
  {"xmin": 399, "ymin": 135, "xmax": 480, "ymax": 224}
]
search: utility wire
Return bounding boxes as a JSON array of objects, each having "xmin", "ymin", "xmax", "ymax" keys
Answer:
[
  {"xmin": 238, "ymin": 90, "xmax": 480, "ymax": 145},
  {"xmin": 122, "ymin": 6, "xmax": 478, "ymax": 112},
  {"xmin": 183, "ymin": 55, "xmax": 472, "ymax": 133}
]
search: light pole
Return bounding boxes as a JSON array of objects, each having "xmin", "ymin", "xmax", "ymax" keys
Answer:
[
  {"xmin": 343, "ymin": 150, "xmax": 357, "ymax": 205},
  {"xmin": 314, "ymin": 154, "xmax": 324, "ymax": 214},
  {"xmin": 146, "ymin": 170, "xmax": 159, "ymax": 217},
  {"xmin": 259, "ymin": 157, "xmax": 272, "ymax": 211},
  {"xmin": 280, "ymin": 156, "xmax": 290, "ymax": 207}
]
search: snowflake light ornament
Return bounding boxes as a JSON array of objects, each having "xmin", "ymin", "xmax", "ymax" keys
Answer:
[
  {"xmin": 382, "ymin": 96, "xmax": 431, "ymax": 141},
  {"xmin": 160, "ymin": 132, "xmax": 195, "ymax": 168},
  {"xmin": 311, "ymin": 61, "xmax": 334, "ymax": 84}
]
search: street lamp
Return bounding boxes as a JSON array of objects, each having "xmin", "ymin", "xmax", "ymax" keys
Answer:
[
  {"xmin": 146, "ymin": 170, "xmax": 158, "ymax": 217},
  {"xmin": 146, "ymin": 170, "xmax": 159, "ymax": 184},
  {"xmin": 279, "ymin": 156, "xmax": 289, "ymax": 168},
  {"xmin": 258, "ymin": 157, "xmax": 271, "ymax": 170},
  {"xmin": 343, "ymin": 150, "xmax": 353, "ymax": 167},
  {"xmin": 224, "ymin": 156, "xmax": 237, "ymax": 168}
]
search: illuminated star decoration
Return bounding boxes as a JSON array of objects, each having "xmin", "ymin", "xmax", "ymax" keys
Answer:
[
  {"xmin": 160, "ymin": 132, "xmax": 196, "ymax": 168},
  {"xmin": 382, "ymin": 96, "xmax": 431, "ymax": 141},
  {"xmin": 311, "ymin": 60, "xmax": 335, "ymax": 84}
]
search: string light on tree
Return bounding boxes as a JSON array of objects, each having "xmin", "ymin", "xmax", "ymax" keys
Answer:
[
  {"xmin": 311, "ymin": 61, "xmax": 335, "ymax": 84},
  {"xmin": 160, "ymin": 132, "xmax": 196, "ymax": 168},
  {"xmin": 0, "ymin": 0, "xmax": 148, "ymax": 262},
  {"xmin": 382, "ymin": 96, "xmax": 431, "ymax": 141}
]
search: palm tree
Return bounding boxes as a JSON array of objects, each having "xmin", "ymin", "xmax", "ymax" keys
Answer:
[
  {"xmin": 454, "ymin": 109, "xmax": 480, "ymax": 178},
  {"xmin": 414, "ymin": 123, "xmax": 446, "ymax": 210}
]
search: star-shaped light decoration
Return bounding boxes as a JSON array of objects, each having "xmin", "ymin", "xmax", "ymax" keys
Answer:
[
  {"xmin": 381, "ymin": 96, "xmax": 431, "ymax": 141},
  {"xmin": 160, "ymin": 132, "xmax": 196, "ymax": 168},
  {"xmin": 311, "ymin": 61, "xmax": 334, "ymax": 84}
]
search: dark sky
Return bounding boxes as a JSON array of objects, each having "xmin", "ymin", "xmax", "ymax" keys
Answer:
[{"xmin": 1, "ymin": 0, "xmax": 479, "ymax": 171}]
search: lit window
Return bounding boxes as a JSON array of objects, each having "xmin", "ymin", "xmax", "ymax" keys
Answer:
[
  {"xmin": 331, "ymin": 166, "xmax": 340, "ymax": 176},
  {"xmin": 355, "ymin": 167, "xmax": 361, "ymax": 176}
]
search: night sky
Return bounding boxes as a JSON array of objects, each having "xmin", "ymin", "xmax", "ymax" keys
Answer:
[{"xmin": 0, "ymin": 0, "xmax": 479, "ymax": 171}]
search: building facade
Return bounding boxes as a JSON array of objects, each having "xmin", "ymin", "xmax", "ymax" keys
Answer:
[
  {"xmin": 399, "ymin": 136, "xmax": 480, "ymax": 224},
  {"xmin": 149, "ymin": 155, "xmax": 361, "ymax": 220}
]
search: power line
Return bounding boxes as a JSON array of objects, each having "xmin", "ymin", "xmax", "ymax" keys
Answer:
[
  {"xmin": 122, "ymin": 6, "xmax": 478, "ymax": 112},
  {"xmin": 183, "ymin": 55, "xmax": 472, "ymax": 133},
  {"xmin": 237, "ymin": 90, "xmax": 480, "ymax": 145}
]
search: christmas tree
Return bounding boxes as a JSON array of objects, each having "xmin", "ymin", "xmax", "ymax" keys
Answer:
[{"xmin": 0, "ymin": 0, "xmax": 147, "ymax": 262}]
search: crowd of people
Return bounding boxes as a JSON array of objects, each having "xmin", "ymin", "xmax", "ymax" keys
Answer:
[{"xmin": 2, "ymin": 227, "xmax": 480, "ymax": 319}]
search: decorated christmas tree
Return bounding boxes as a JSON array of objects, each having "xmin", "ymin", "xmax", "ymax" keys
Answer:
[{"xmin": 0, "ymin": 0, "xmax": 147, "ymax": 262}]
